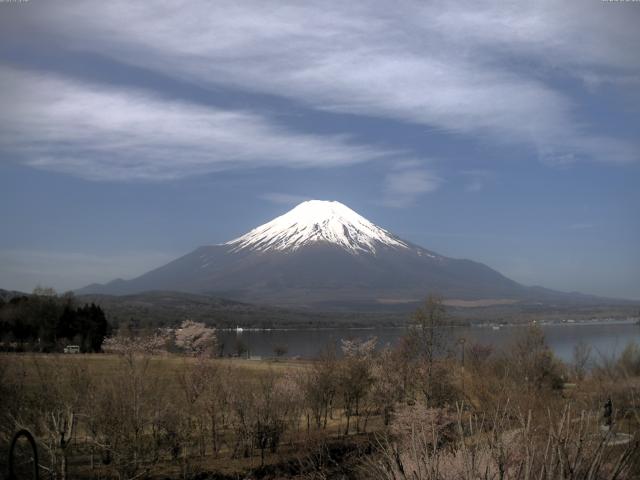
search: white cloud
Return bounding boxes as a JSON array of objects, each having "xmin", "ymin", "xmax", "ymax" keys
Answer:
[
  {"xmin": 0, "ymin": 67, "xmax": 389, "ymax": 181},
  {"xmin": 11, "ymin": 0, "xmax": 637, "ymax": 165},
  {"xmin": 382, "ymin": 165, "xmax": 442, "ymax": 208},
  {"xmin": 0, "ymin": 249, "xmax": 177, "ymax": 292}
]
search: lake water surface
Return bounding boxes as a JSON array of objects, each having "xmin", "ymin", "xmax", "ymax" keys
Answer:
[{"xmin": 218, "ymin": 320, "xmax": 640, "ymax": 364}]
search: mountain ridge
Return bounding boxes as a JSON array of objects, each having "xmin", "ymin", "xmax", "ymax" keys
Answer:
[{"xmin": 77, "ymin": 200, "xmax": 630, "ymax": 309}]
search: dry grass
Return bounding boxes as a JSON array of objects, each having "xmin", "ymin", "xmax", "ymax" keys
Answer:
[{"xmin": 0, "ymin": 352, "xmax": 312, "ymax": 383}]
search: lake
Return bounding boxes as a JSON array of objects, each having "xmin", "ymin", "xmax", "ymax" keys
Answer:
[{"xmin": 218, "ymin": 320, "xmax": 640, "ymax": 364}]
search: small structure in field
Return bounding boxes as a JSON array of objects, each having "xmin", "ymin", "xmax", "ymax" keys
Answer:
[{"xmin": 63, "ymin": 345, "xmax": 80, "ymax": 354}]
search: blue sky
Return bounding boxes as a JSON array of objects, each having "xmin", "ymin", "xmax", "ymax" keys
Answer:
[{"xmin": 0, "ymin": 1, "xmax": 638, "ymax": 299}]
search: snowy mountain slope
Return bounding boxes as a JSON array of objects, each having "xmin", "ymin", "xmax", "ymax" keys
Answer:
[
  {"xmin": 78, "ymin": 200, "xmax": 599, "ymax": 309},
  {"xmin": 226, "ymin": 200, "xmax": 409, "ymax": 254}
]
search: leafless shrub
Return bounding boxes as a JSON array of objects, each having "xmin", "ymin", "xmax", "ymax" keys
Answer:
[
  {"xmin": 466, "ymin": 342, "xmax": 494, "ymax": 372},
  {"xmin": 391, "ymin": 404, "xmax": 458, "ymax": 449},
  {"xmin": 617, "ymin": 342, "xmax": 640, "ymax": 377},
  {"xmin": 364, "ymin": 402, "xmax": 639, "ymax": 480},
  {"xmin": 416, "ymin": 360, "xmax": 461, "ymax": 408}
]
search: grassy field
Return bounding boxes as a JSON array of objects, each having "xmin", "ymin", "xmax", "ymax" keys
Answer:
[{"xmin": 1, "ymin": 352, "xmax": 313, "ymax": 378}]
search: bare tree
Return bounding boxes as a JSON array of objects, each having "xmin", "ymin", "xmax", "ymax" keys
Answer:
[
  {"xmin": 338, "ymin": 337, "xmax": 376, "ymax": 434},
  {"xmin": 175, "ymin": 357, "xmax": 209, "ymax": 474},
  {"xmin": 200, "ymin": 362, "xmax": 231, "ymax": 456},
  {"xmin": 299, "ymin": 345, "xmax": 338, "ymax": 431},
  {"xmin": 31, "ymin": 358, "xmax": 89, "ymax": 480},
  {"xmin": 411, "ymin": 294, "xmax": 449, "ymax": 404},
  {"xmin": 252, "ymin": 372, "xmax": 300, "ymax": 465},
  {"xmin": 573, "ymin": 340, "xmax": 592, "ymax": 381},
  {"xmin": 228, "ymin": 376, "xmax": 255, "ymax": 459},
  {"xmin": 371, "ymin": 347, "xmax": 404, "ymax": 425},
  {"xmin": 92, "ymin": 352, "xmax": 164, "ymax": 479},
  {"xmin": 465, "ymin": 341, "xmax": 494, "ymax": 372},
  {"xmin": 511, "ymin": 324, "xmax": 565, "ymax": 393}
]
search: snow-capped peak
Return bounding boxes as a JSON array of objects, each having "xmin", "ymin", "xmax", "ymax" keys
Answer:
[{"xmin": 225, "ymin": 200, "xmax": 409, "ymax": 254}]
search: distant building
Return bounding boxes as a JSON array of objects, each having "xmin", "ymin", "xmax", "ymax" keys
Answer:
[{"xmin": 63, "ymin": 345, "xmax": 80, "ymax": 354}]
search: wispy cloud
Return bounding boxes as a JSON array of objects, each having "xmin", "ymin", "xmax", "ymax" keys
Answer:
[
  {"xmin": 382, "ymin": 163, "xmax": 442, "ymax": 208},
  {"xmin": 0, "ymin": 67, "xmax": 389, "ymax": 181},
  {"xmin": 0, "ymin": 249, "xmax": 177, "ymax": 292},
  {"xmin": 15, "ymin": 0, "xmax": 638, "ymax": 165},
  {"xmin": 259, "ymin": 192, "xmax": 312, "ymax": 205},
  {"xmin": 461, "ymin": 169, "xmax": 495, "ymax": 193}
]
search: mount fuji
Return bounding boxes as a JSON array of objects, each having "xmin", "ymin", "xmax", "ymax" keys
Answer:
[{"xmin": 78, "ymin": 200, "xmax": 598, "ymax": 309}]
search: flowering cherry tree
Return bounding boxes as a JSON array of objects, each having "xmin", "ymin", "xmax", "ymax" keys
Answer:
[
  {"xmin": 174, "ymin": 320, "xmax": 217, "ymax": 356},
  {"xmin": 102, "ymin": 320, "xmax": 217, "ymax": 357}
]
